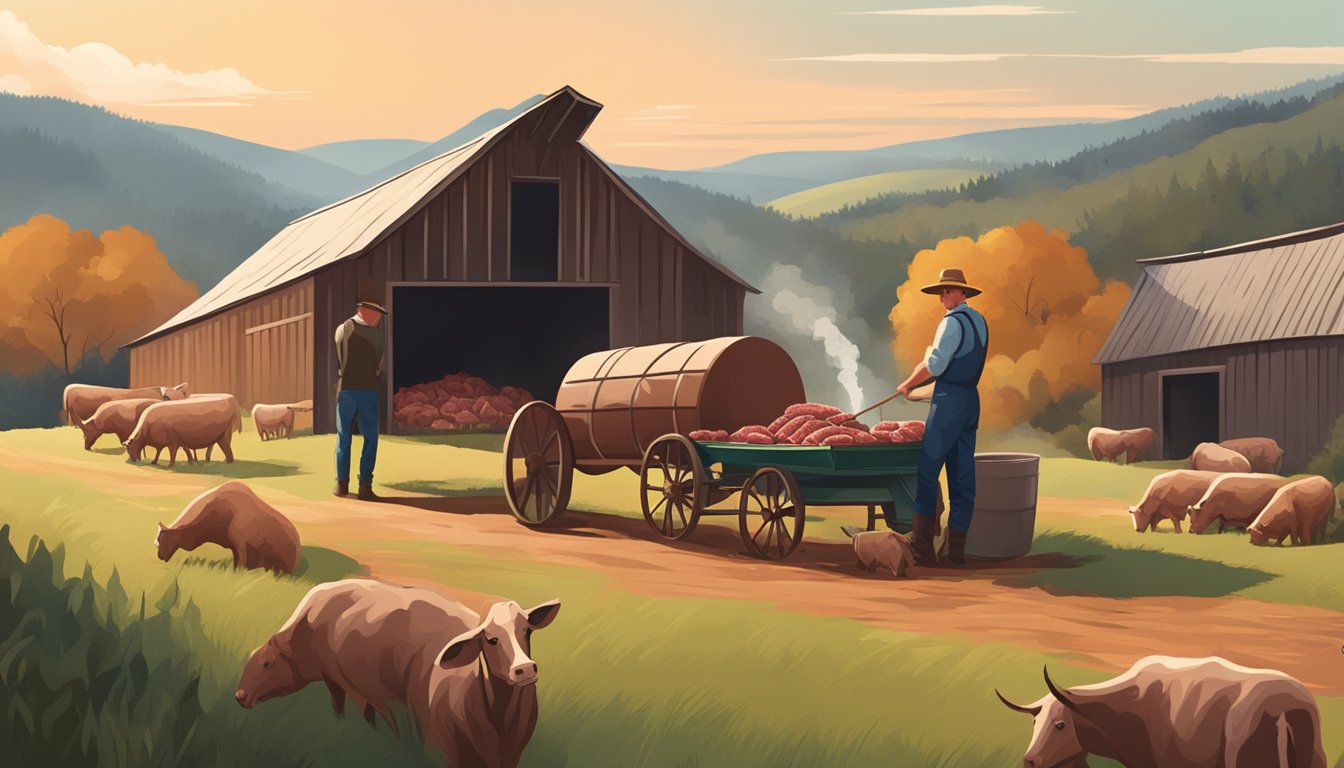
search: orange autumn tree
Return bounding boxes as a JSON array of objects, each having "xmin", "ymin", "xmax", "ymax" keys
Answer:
[
  {"xmin": 889, "ymin": 221, "xmax": 1130, "ymax": 431},
  {"xmin": 0, "ymin": 214, "xmax": 197, "ymax": 375}
]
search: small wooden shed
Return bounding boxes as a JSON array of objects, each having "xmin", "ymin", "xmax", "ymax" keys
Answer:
[{"xmin": 126, "ymin": 86, "xmax": 757, "ymax": 434}]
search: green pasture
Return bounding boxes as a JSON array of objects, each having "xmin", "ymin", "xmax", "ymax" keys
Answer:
[{"xmin": 767, "ymin": 168, "xmax": 990, "ymax": 218}]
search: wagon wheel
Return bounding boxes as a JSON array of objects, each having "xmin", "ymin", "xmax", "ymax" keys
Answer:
[
  {"xmin": 739, "ymin": 467, "xmax": 805, "ymax": 560},
  {"xmin": 639, "ymin": 434, "xmax": 706, "ymax": 540},
  {"xmin": 503, "ymin": 402, "xmax": 574, "ymax": 526}
]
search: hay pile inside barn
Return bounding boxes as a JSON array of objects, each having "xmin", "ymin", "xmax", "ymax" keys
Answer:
[{"xmin": 393, "ymin": 373, "xmax": 534, "ymax": 430}]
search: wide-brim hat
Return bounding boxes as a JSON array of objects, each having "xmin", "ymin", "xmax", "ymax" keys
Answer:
[
  {"xmin": 357, "ymin": 299, "xmax": 389, "ymax": 315},
  {"xmin": 920, "ymin": 268, "xmax": 982, "ymax": 298}
]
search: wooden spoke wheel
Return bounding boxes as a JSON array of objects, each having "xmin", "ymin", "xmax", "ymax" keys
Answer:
[
  {"xmin": 503, "ymin": 402, "xmax": 574, "ymax": 526},
  {"xmin": 739, "ymin": 467, "xmax": 805, "ymax": 560},
  {"xmin": 639, "ymin": 434, "xmax": 706, "ymax": 541}
]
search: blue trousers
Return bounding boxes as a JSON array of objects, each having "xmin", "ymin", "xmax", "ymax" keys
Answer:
[
  {"xmin": 335, "ymin": 389, "xmax": 380, "ymax": 483},
  {"xmin": 914, "ymin": 383, "xmax": 979, "ymax": 534}
]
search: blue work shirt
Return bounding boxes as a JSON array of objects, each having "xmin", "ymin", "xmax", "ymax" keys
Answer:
[{"xmin": 924, "ymin": 302, "xmax": 989, "ymax": 377}]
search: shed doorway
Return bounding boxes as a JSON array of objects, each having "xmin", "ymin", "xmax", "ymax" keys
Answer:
[{"xmin": 1162, "ymin": 371, "xmax": 1220, "ymax": 459}]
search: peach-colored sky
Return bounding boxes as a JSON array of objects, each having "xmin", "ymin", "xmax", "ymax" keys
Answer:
[{"xmin": 1, "ymin": 1, "xmax": 1341, "ymax": 169}]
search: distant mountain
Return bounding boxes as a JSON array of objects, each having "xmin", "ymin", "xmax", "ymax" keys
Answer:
[
  {"xmin": 363, "ymin": 94, "xmax": 547, "ymax": 181},
  {"xmin": 298, "ymin": 138, "xmax": 431, "ymax": 176},
  {"xmin": 155, "ymin": 123, "xmax": 365, "ymax": 201},
  {"xmin": 610, "ymin": 165, "xmax": 816, "ymax": 205}
]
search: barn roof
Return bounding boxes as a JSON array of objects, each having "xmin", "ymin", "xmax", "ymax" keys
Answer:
[
  {"xmin": 128, "ymin": 86, "xmax": 756, "ymax": 347},
  {"xmin": 1094, "ymin": 221, "xmax": 1344, "ymax": 365}
]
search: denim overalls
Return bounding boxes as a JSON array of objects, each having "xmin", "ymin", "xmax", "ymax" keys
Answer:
[{"xmin": 914, "ymin": 306, "xmax": 988, "ymax": 534}]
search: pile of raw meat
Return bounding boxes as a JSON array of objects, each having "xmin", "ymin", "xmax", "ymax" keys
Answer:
[
  {"xmin": 393, "ymin": 373, "xmax": 534, "ymax": 430},
  {"xmin": 688, "ymin": 403, "xmax": 925, "ymax": 446}
]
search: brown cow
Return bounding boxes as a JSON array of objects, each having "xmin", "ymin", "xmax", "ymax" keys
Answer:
[
  {"xmin": 1248, "ymin": 475, "xmax": 1335, "ymax": 547},
  {"xmin": 853, "ymin": 531, "xmax": 916, "ymax": 577},
  {"xmin": 420, "ymin": 599, "xmax": 562, "ymax": 768},
  {"xmin": 156, "ymin": 481, "xmax": 300, "ymax": 574},
  {"xmin": 62, "ymin": 382, "xmax": 188, "ymax": 424},
  {"xmin": 1219, "ymin": 437, "xmax": 1285, "ymax": 474},
  {"xmin": 1087, "ymin": 427, "xmax": 1154, "ymax": 463},
  {"xmin": 997, "ymin": 656, "xmax": 1326, "ymax": 768},
  {"xmin": 1187, "ymin": 473, "xmax": 1293, "ymax": 535},
  {"xmin": 1128, "ymin": 470, "xmax": 1220, "ymax": 533},
  {"xmin": 236, "ymin": 578, "xmax": 475, "ymax": 732},
  {"xmin": 1188, "ymin": 442, "xmax": 1252, "ymax": 473},
  {"xmin": 124, "ymin": 393, "xmax": 241, "ymax": 466},
  {"xmin": 252, "ymin": 400, "xmax": 313, "ymax": 441},
  {"xmin": 78, "ymin": 397, "xmax": 159, "ymax": 451}
]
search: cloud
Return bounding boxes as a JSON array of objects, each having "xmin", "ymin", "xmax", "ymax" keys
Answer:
[
  {"xmin": 1127, "ymin": 47, "xmax": 1344, "ymax": 65},
  {"xmin": 783, "ymin": 47, "xmax": 1344, "ymax": 66},
  {"xmin": 841, "ymin": 5, "xmax": 1072, "ymax": 16},
  {"xmin": 0, "ymin": 72, "xmax": 32, "ymax": 94},
  {"xmin": 0, "ymin": 10, "xmax": 283, "ymax": 106}
]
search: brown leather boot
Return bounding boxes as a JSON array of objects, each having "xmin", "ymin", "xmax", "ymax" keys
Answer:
[
  {"xmin": 910, "ymin": 513, "xmax": 938, "ymax": 566},
  {"xmin": 332, "ymin": 480, "xmax": 349, "ymax": 497},
  {"xmin": 947, "ymin": 529, "xmax": 968, "ymax": 565},
  {"xmin": 357, "ymin": 479, "xmax": 379, "ymax": 501}
]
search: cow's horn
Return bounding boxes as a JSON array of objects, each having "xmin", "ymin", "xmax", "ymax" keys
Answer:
[
  {"xmin": 1043, "ymin": 666, "xmax": 1078, "ymax": 711},
  {"xmin": 995, "ymin": 689, "xmax": 1041, "ymax": 715}
]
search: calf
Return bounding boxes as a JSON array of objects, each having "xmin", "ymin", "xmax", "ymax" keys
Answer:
[
  {"xmin": 125, "ymin": 393, "xmax": 241, "ymax": 466},
  {"xmin": 63, "ymin": 382, "xmax": 188, "ymax": 424},
  {"xmin": 1248, "ymin": 475, "xmax": 1334, "ymax": 547},
  {"xmin": 252, "ymin": 399, "xmax": 314, "ymax": 440},
  {"xmin": 853, "ymin": 531, "xmax": 915, "ymax": 577},
  {"xmin": 1087, "ymin": 427, "xmax": 1154, "ymax": 463},
  {"xmin": 1188, "ymin": 442, "xmax": 1252, "ymax": 473},
  {"xmin": 996, "ymin": 655, "xmax": 1326, "ymax": 768},
  {"xmin": 237, "ymin": 579, "xmax": 476, "ymax": 732},
  {"xmin": 78, "ymin": 397, "xmax": 158, "ymax": 451},
  {"xmin": 156, "ymin": 481, "xmax": 300, "ymax": 574},
  {"xmin": 1128, "ymin": 470, "xmax": 1220, "ymax": 533},
  {"xmin": 1186, "ymin": 473, "xmax": 1293, "ymax": 535},
  {"xmin": 1219, "ymin": 437, "xmax": 1285, "ymax": 474},
  {"xmin": 420, "ymin": 599, "xmax": 562, "ymax": 768}
]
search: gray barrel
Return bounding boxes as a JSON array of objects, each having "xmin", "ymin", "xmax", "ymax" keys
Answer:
[{"xmin": 964, "ymin": 453, "xmax": 1040, "ymax": 561}]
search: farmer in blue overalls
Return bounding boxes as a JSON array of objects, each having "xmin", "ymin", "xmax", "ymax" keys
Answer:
[{"xmin": 895, "ymin": 268, "xmax": 989, "ymax": 566}]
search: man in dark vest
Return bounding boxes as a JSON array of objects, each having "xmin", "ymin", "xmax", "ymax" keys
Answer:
[
  {"xmin": 333, "ymin": 286, "xmax": 387, "ymax": 501},
  {"xmin": 895, "ymin": 268, "xmax": 989, "ymax": 566}
]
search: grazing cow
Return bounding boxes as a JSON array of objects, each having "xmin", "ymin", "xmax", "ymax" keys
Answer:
[
  {"xmin": 63, "ymin": 382, "xmax": 188, "ymax": 424},
  {"xmin": 420, "ymin": 599, "xmax": 562, "ymax": 768},
  {"xmin": 1248, "ymin": 476, "xmax": 1335, "ymax": 547},
  {"xmin": 156, "ymin": 481, "xmax": 301, "ymax": 574},
  {"xmin": 124, "ymin": 393, "xmax": 241, "ymax": 467},
  {"xmin": 252, "ymin": 400, "xmax": 314, "ymax": 441},
  {"xmin": 1219, "ymin": 437, "xmax": 1285, "ymax": 474},
  {"xmin": 996, "ymin": 656, "xmax": 1326, "ymax": 768},
  {"xmin": 853, "ymin": 531, "xmax": 916, "ymax": 577},
  {"xmin": 1128, "ymin": 470, "xmax": 1220, "ymax": 533},
  {"xmin": 236, "ymin": 579, "xmax": 476, "ymax": 732},
  {"xmin": 1188, "ymin": 442, "xmax": 1252, "ymax": 473},
  {"xmin": 78, "ymin": 397, "xmax": 158, "ymax": 451},
  {"xmin": 1187, "ymin": 473, "xmax": 1293, "ymax": 535},
  {"xmin": 1087, "ymin": 427, "xmax": 1154, "ymax": 464}
]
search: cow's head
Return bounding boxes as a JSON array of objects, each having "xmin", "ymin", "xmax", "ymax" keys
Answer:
[
  {"xmin": 1127, "ymin": 504, "xmax": 1150, "ymax": 533},
  {"xmin": 123, "ymin": 435, "xmax": 144, "ymax": 462},
  {"xmin": 166, "ymin": 383, "xmax": 190, "ymax": 400},
  {"xmin": 78, "ymin": 417, "xmax": 101, "ymax": 451},
  {"xmin": 997, "ymin": 667, "xmax": 1092, "ymax": 768},
  {"xmin": 153, "ymin": 523, "xmax": 179, "ymax": 562},
  {"xmin": 1247, "ymin": 523, "xmax": 1269, "ymax": 546},
  {"xmin": 436, "ymin": 599, "xmax": 561, "ymax": 686},
  {"xmin": 236, "ymin": 637, "xmax": 303, "ymax": 709},
  {"xmin": 1186, "ymin": 503, "xmax": 1211, "ymax": 534}
]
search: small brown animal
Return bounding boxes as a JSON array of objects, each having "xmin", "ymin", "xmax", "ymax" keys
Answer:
[
  {"xmin": 252, "ymin": 400, "xmax": 314, "ymax": 440},
  {"xmin": 420, "ymin": 598, "xmax": 562, "ymax": 768},
  {"xmin": 1247, "ymin": 475, "xmax": 1335, "ymax": 547},
  {"xmin": 1218, "ymin": 437, "xmax": 1285, "ymax": 474},
  {"xmin": 156, "ymin": 481, "xmax": 300, "ymax": 573},
  {"xmin": 1087, "ymin": 427, "xmax": 1154, "ymax": 463},
  {"xmin": 853, "ymin": 531, "xmax": 916, "ymax": 577},
  {"xmin": 1186, "ymin": 473, "xmax": 1294, "ymax": 535},
  {"xmin": 125, "ymin": 393, "xmax": 242, "ymax": 466},
  {"xmin": 1128, "ymin": 470, "xmax": 1220, "ymax": 532},
  {"xmin": 236, "ymin": 579, "xmax": 476, "ymax": 732},
  {"xmin": 62, "ymin": 382, "xmax": 189, "ymax": 425},
  {"xmin": 77, "ymin": 397, "xmax": 159, "ymax": 451},
  {"xmin": 1187, "ymin": 442, "xmax": 1252, "ymax": 473}
]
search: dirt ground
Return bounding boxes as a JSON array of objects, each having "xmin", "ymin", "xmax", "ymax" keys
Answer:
[{"xmin": 6, "ymin": 442, "xmax": 1343, "ymax": 696}]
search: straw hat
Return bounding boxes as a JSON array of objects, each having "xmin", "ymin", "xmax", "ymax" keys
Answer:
[
  {"xmin": 920, "ymin": 268, "xmax": 981, "ymax": 298},
  {"xmin": 356, "ymin": 279, "xmax": 388, "ymax": 315}
]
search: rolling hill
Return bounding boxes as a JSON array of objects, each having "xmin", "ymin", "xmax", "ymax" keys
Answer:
[
  {"xmin": 299, "ymin": 138, "xmax": 431, "ymax": 175},
  {"xmin": 768, "ymin": 168, "xmax": 994, "ymax": 218}
]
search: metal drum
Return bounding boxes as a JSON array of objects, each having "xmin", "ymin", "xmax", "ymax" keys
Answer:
[{"xmin": 964, "ymin": 452, "xmax": 1040, "ymax": 561}]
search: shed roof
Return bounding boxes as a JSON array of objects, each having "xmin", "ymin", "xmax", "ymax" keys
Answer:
[
  {"xmin": 128, "ymin": 86, "xmax": 755, "ymax": 347},
  {"xmin": 1094, "ymin": 221, "xmax": 1344, "ymax": 365}
]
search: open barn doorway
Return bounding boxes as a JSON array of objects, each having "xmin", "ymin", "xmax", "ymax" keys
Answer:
[
  {"xmin": 1161, "ymin": 370, "xmax": 1221, "ymax": 459},
  {"xmin": 389, "ymin": 285, "xmax": 610, "ymax": 433}
]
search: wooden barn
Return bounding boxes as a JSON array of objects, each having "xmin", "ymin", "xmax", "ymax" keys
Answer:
[
  {"xmin": 1094, "ymin": 221, "xmax": 1344, "ymax": 467},
  {"xmin": 126, "ymin": 86, "xmax": 756, "ymax": 434}
]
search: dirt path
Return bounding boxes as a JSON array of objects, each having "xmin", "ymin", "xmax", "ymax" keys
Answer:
[{"xmin": 6, "ymin": 443, "xmax": 1344, "ymax": 695}]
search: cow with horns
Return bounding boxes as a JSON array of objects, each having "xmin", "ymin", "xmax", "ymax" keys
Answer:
[{"xmin": 996, "ymin": 656, "xmax": 1326, "ymax": 768}]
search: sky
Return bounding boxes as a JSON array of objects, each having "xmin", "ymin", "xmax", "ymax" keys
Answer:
[{"xmin": 1, "ymin": 1, "xmax": 1342, "ymax": 169}]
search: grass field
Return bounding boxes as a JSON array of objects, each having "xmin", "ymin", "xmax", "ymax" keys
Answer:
[
  {"xmin": 1, "ymin": 422, "xmax": 1341, "ymax": 767},
  {"xmin": 766, "ymin": 168, "xmax": 989, "ymax": 218}
]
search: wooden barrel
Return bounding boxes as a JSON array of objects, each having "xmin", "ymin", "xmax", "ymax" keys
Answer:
[
  {"xmin": 555, "ymin": 336, "xmax": 805, "ymax": 465},
  {"xmin": 964, "ymin": 452, "xmax": 1040, "ymax": 561}
]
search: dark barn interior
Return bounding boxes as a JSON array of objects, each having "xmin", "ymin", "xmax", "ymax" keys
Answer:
[
  {"xmin": 1162, "ymin": 371, "xmax": 1220, "ymax": 458},
  {"xmin": 391, "ymin": 286, "xmax": 611, "ymax": 408}
]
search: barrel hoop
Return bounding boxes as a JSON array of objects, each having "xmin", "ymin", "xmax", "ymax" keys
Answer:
[{"xmin": 589, "ymin": 347, "xmax": 635, "ymax": 461}]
